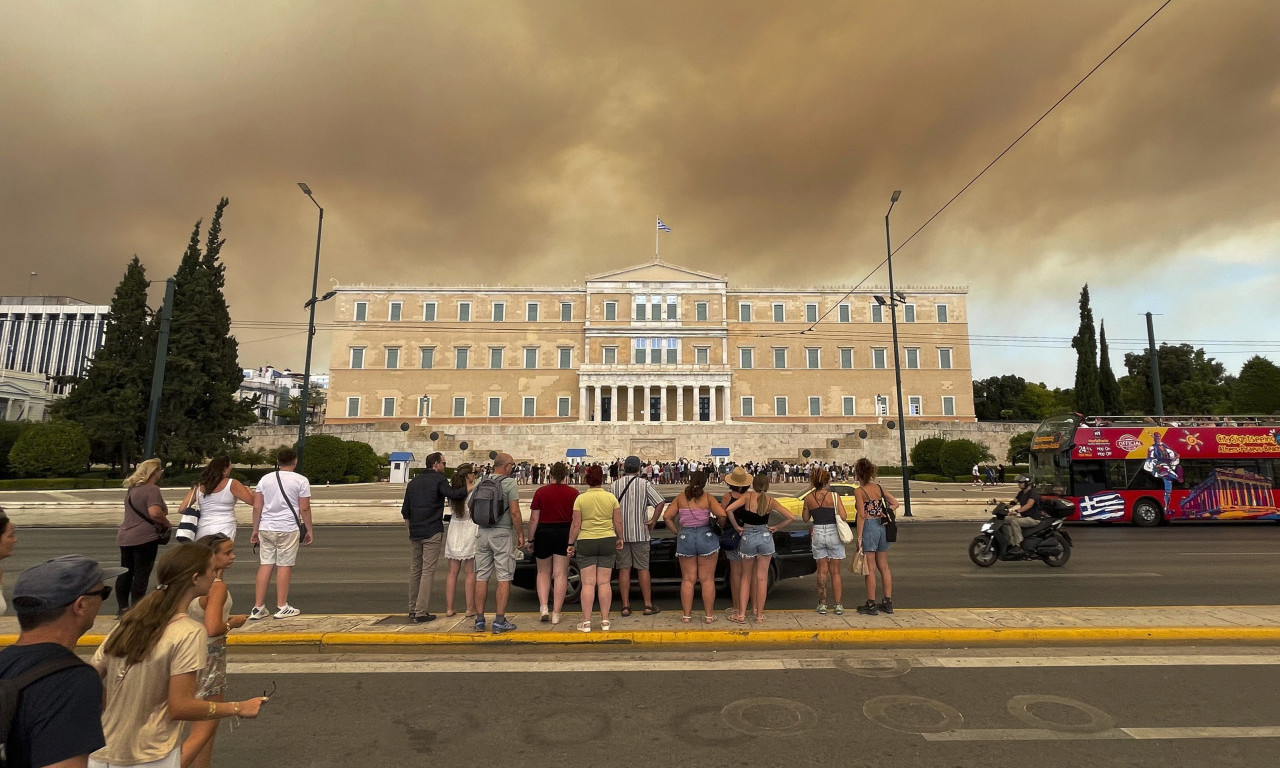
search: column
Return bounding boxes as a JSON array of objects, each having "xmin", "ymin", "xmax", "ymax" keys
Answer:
[
  {"xmin": 676, "ymin": 385, "xmax": 685, "ymax": 422},
  {"xmin": 594, "ymin": 385, "xmax": 602, "ymax": 423},
  {"xmin": 579, "ymin": 386, "xmax": 588, "ymax": 424},
  {"xmin": 659, "ymin": 384, "xmax": 668, "ymax": 422},
  {"xmin": 723, "ymin": 380, "xmax": 732, "ymax": 423},
  {"xmin": 642, "ymin": 385, "xmax": 651, "ymax": 422},
  {"xmin": 709, "ymin": 385, "xmax": 718, "ymax": 423}
]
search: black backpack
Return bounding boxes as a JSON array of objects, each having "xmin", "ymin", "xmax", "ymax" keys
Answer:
[
  {"xmin": 0, "ymin": 655, "xmax": 88, "ymax": 765},
  {"xmin": 469, "ymin": 475, "xmax": 507, "ymax": 528}
]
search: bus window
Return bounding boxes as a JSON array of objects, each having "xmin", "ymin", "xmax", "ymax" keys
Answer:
[
  {"xmin": 1107, "ymin": 460, "xmax": 1128, "ymax": 490},
  {"xmin": 1124, "ymin": 459, "xmax": 1163, "ymax": 490},
  {"xmin": 1071, "ymin": 461, "xmax": 1107, "ymax": 496}
]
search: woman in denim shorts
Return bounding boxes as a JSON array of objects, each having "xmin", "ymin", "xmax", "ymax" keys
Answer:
[
  {"xmin": 802, "ymin": 468, "xmax": 848, "ymax": 615},
  {"xmin": 718, "ymin": 467, "xmax": 752, "ymax": 624},
  {"xmin": 723, "ymin": 473, "xmax": 796, "ymax": 623},
  {"xmin": 663, "ymin": 471, "xmax": 727, "ymax": 623},
  {"xmin": 854, "ymin": 458, "xmax": 898, "ymax": 616}
]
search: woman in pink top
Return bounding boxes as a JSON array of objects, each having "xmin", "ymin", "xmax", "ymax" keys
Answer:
[{"xmin": 662, "ymin": 471, "xmax": 726, "ymax": 623}]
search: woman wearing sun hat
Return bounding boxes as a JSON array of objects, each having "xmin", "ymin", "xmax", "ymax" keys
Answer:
[{"xmin": 719, "ymin": 466, "xmax": 752, "ymax": 623}]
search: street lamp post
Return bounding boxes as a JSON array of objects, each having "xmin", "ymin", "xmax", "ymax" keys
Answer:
[
  {"xmin": 885, "ymin": 190, "xmax": 913, "ymax": 516},
  {"xmin": 296, "ymin": 183, "xmax": 324, "ymax": 467}
]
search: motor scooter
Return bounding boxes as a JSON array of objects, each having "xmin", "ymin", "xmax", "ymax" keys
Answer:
[{"xmin": 968, "ymin": 498, "xmax": 1074, "ymax": 567}]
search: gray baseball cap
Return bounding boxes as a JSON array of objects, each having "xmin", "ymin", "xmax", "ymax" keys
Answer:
[
  {"xmin": 13, "ymin": 555, "xmax": 128, "ymax": 611},
  {"xmin": 624, "ymin": 455, "xmax": 642, "ymax": 473}
]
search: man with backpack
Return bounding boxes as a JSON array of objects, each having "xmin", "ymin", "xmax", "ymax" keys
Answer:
[
  {"xmin": 470, "ymin": 451, "xmax": 524, "ymax": 633},
  {"xmin": 0, "ymin": 555, "xmax": 125, "ymax": 768}
]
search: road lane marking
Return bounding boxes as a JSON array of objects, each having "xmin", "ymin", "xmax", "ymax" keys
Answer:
[
  {"xmin": 925, "ymin": 655, "xmax": 1280, "ymax": 668},
  {"xmin": 961, "ymin": 572, "xmax": 1162, "ymax": 578},
  {"xmin": 1177, "ymin": 552, "xmax": 1280, "ymax": 556},
  {"xmin": 923, "ymin": 726, "xmax": 1280, "ymax": 741}
]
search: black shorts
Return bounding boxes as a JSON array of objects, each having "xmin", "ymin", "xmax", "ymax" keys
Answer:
[{"xmin": 533, "ymin": 523, "xmax": 571, "ymax": 559}]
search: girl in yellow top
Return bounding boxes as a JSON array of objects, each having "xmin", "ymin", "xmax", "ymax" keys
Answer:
[{"xmin": 568, "ymin": 465, "xmax": 622, "ymax": 633}]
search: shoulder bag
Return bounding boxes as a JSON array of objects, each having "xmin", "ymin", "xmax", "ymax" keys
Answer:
[
  {"xmin": 875, "ymin": 483, "xmax": 899, "ymax": 543},
  {"xmin": 833, "ymin": 490, "xmax": 855, "ymax": 544},
  {"xmin": 127, "ymin": 489, "xmax": 172, "ymax": 546},
  {"xmin": 274, "ymin": 470, "xmax": 309, "ymax": 541},
  {"xmin": 175, "ymin": 485, "xmax": 202, "ymax": 543}
]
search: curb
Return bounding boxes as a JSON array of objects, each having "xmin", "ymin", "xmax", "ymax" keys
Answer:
[{"xmin": 8, "ymin": 626, "xmax": 1280, "ymax": 651}]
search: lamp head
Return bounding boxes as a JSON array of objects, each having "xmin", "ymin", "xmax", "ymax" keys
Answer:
[
  {"xmin": 894, "ymin": 291, "xmax": 906, "ymax": 302},
  {"xmin": 297, "ymin": 182, "xmax": 313, "ymax": 196},
  {"xmin": 890, "ymin": 190, "xmax": 901, "ymax": 203},
  {"xmin": 320, "ymin": 290, "xmax": 338, "ymax": 301},
  {"xmin": 873, "ymin": 295, "xmax": 888, "ymax": 306}
]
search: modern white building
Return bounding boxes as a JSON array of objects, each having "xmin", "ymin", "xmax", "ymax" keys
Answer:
[
  {"xmin": 0, "ymin": 297, "xmax": 110, "ymax": 395},
  {"xmin": 237, "ymin": 366, "xmax": 326, "ymax": 425}
]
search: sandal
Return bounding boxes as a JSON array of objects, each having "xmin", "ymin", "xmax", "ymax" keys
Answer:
[
  {"xmin": 704, "ymin": 615, "xmax": 716, "ymax": 624},
  {"xmin": 551, "ymin": 611, "xmax": 563, "ymax": 625},
  {"xmin": 682, "ymin": 615, "xmax": 693, "ymax": 623},
  {"xmin": 726, "ymin": 614, "xmax": 747, "ymax": 624},
  {"xmin": 754, "ymin": 614, "xmax": 765, "ymax": 624},
  {"xmin": 575, "ymin": 621, "xmax": 592, "ymax": 633},
  {"xmin": 620, "ymin": 606, "xmax": 631, "ymax": 618},
  {"xmin": 643, "ymin": 605, "xmax": 661, "ymax": 616},
  {"xmin": 601, "ymin": 619, "xmax": 612, "ymax": 631}
]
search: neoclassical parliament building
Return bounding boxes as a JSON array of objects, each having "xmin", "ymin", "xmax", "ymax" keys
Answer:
[{"xmin": 326, "ymin": 261, "xmax": 975, "ymax": 432}]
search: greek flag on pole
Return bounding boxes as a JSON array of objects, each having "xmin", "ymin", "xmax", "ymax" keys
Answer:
[
  {"xmin": 657, "ymin": 218, "xmax": 672, "ymax": 232},
  {"xmin": 1077, "ymin": 492, "xmax": 1126, "ymax": 521}
]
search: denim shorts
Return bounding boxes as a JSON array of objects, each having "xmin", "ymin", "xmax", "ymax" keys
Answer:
[
  {"xmin": 676, "ymin": 525, "xmax": 719, "ymax": 557},
  {"xmin": 810, "ymin": 523, "xmax": 846, "ymax": 560},
  {"xmin": 738, "ymin": 525, "xmax": 775, "ymax": 558},
  {"xmin": 861, "ymin": 516, "xmax": 890, "ymax": 553}
]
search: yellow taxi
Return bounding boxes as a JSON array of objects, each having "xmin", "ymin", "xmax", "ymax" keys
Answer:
[{"xmin": 775, "ymin": 483, "xmax": 860, "ymax": 522}]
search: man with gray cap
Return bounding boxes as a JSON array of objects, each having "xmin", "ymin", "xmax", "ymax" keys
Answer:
[
  {"xmin": 0, "ymin": 555, "xmax": 125, "ymax": 768},
  {"xmin": 611, "ymin": 455, "xmax": 666, "ymax": 616}
]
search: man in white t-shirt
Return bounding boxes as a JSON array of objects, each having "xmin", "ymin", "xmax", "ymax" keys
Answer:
[{"xmin": 249, "ymin": 447, "xmax": 313, "ymax": 620}]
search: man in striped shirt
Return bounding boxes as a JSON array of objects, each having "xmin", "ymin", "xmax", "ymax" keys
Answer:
[{"xmin": 611, "ymin": 455, "xmax": 666, "ymax": 616}]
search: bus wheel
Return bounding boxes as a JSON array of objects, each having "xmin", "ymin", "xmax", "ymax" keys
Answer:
[{"xmin": 1132, "ymin": 499, "xmax": 1163, "ymax": 528}]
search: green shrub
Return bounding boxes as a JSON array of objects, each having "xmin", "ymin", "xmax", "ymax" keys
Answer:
[
  {"xmin": 0, "ymin": 477, "xmax": 112, "ymax": 490},
  {"xmin": 1007, "ymin": 431, "xmax": 1034, "ymax": 463},
  {"xmin": 8, "ymin": 421, "xmax": 91, "ymax": 478},
  {"xmin": 341, "ymin": 474, "xmax": 362, "ymax": 484},
  {"xmin": 297, "ymin": 434, "xmax": 347, "ymax": 484},
  {"xmin": 0, "ymin": 422, "xmax": 33, "ymax": 478},
  {"xmin": 342, "ymin": 441, "xmax": 380, "ymax": 483},
  {"xmin": 913, "ymin": 473, "xmax": 954, "ymax": 483},
  {"xmin": 939, "ymin": 438, "xmax": 994, "ymax": 477},
  {"xmin": 909, "ymin": 437, "xmax": 947, "ymax": 475}
]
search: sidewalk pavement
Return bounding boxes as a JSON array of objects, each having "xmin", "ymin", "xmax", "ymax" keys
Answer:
[{"xmin": 6, "ymin": 606, "xmax": 1279, "ymax": 650}]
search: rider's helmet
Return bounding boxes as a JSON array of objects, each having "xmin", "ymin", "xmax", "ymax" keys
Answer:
[{"xmin": 1016, "ymin": 475, "xmax": 1031, "ymax": 485}]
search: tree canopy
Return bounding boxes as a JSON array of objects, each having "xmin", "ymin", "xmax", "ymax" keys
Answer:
[
  {"xmin": 1071, "ymin": 284, "xmax": 1104, "ymax": 415},
  {"xmin": 1119, "ymin": 343, "xmax": 1233, "ymax": 415}
]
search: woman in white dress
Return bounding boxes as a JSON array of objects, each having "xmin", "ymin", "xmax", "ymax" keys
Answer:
[
  {"xmin": 443, "ymin": 463, "xmax": 478, "ymax": 618},
  {"xmin": 180, "ymin": 457, "xmax": 254, "ymax": 541}
]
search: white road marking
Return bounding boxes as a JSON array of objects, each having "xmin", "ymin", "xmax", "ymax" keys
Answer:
[
  {"xmin": 961, "ymin": 572, "xmax": 1163, "ymax": 578},
  {"xmin": 924, "ymin": 655, "xmax": 1280, "ymax": 668},
  {"xmin": 923, "ymin": 726, "xmax": 1280, "ymax": 741},
  {"xmin": 1177, "ymin": 552, "xmax": 1280, "ymax": 556}
]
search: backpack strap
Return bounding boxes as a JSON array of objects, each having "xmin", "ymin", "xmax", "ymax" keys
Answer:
[{"xmin": 10, "ymin": 654, "xmax": 88, "ymax": 693}]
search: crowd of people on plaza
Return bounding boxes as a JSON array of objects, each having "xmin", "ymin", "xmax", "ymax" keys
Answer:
[{"xmin": 485, "ymin": 457, "xmax": 862, "ymax": 486}]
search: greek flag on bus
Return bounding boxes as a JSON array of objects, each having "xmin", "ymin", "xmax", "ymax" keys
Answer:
[
  {"xmin": 656, "ymin": 218, "xmax": 672, "ymax": 232},
  {"xmin": 1077, "ymin": 492, "xmax": 1126, "ymax": 521}
]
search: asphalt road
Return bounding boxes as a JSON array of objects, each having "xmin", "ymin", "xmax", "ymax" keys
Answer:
[
  {"xmin": 212, "ymin": 649, "xmax": 1280, "ymax": 768},
  {"xmin": 10, "ymin": 523, "xmax": 1280, "ymax": 614}
]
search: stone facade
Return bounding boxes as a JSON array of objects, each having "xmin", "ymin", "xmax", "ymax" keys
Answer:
[{"xmin": 326, "ymin": 260, "xmax": 974, "ymax": 429}]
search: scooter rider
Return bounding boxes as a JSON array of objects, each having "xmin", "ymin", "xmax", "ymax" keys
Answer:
[{"xmin": 1003, "ymin": 476, "xmax": 1043, "ymax": 551}]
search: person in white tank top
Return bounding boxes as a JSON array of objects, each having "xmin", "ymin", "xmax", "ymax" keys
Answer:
[{"xmin": 179, "ymin": 458, "xmax": 255, "ymax": 541}]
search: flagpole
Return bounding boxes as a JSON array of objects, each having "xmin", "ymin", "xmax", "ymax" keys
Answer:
[{"xmin": 655, "ymin": 215, "xmax": 660, "ymax": 261}]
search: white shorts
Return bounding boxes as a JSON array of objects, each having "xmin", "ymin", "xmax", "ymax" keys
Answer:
[
  {"xmin": 258, "ymin": 530, "xmax": 300, "ymax": 566},
  {"xmin": 91, "ymin": 747, "xmax": 180, "ymax": 768}
]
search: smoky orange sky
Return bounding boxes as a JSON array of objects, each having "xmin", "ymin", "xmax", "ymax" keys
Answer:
[{"xmin": 2, "ymin": 1, "xmax": 1278, "ymax": 387}]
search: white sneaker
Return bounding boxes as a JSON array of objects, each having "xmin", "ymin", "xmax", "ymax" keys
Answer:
[
  {"xmin": 273, "ymin": 604, "xmax": 301, "ymax": 619},
  {"xmin": 248, "ymin": 606, "xmax": 271, "ymax": 621}
]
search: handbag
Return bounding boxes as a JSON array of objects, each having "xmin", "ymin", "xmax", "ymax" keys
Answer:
[
  {"xmin": 275, "ymin": 468, "xmax": 309, "ymax": 541},
  {"xmin": 883, "ymin": 508, "xmax": 898, "ymax": 543},
  {"xmin": 718, "ymin": 524, "xmax": 741, "ymax": 551},
  {"xmin": 850, "ymin": 549, "xmax": 867, "ymax": 576},
  {"xmin": 175, "ymin": 485, "xmax": 202, "ymax": 543},
  {"xmin": 127, "ymin": 490, "xmax": 171, "ymax": 546},
  {"xmin": 834, "ymin": 515, "xmax": 854, "ymax": 545}
]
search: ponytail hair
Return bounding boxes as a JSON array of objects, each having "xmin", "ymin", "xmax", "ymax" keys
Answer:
[
  {"xmin": 752, "ymin": 474, "xmax": 772, "ymax": 517},
  {"xmin": 684, "ymin": 471, "xmax": 706, "ymax": 502},
  {"xmin": 102, "ymin": 544, "xmax": 212, "ymax": 665},
  {"xmin": 810, "ymin": 467, "xmax": 830, "ymax": 490},
  {"xmin": 449, "ymin": 463, "xmax": 474, "ymax": 516}
]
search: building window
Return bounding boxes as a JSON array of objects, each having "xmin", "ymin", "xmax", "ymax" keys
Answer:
[
  {"xmin": 423, "ymin": 302, "xmax": 437, "ymax": 321},
  {"xmin": 417, "ymin": 396, "xmax": 431, "ymax": 418},
  {"xmin": 666, "ymin": 338, "xmax": 678, "ymax": 364},
  {"xmin": 354, "ymin": 302, "xmax": 368, "ymax": 322},
  {"xmin": 558, "ymin": 348, "xmax": 572, "ymax": 369},
  {"xmin": 388, "ymin": 302, "xmax": 402, "ymax": 321},
  {"xmin": 489, "ymin": 348, "xmax": 503, "ymax": 369},
  {"xmin": 772, "ymin": 303, "xmax": 785, "ymax": 323},
  {"xmin": 740, "ymin": 348, "xmax": 754, "ymax": 369},
  {"xmin": 649, "ymin": 338, "xmax": 662, "ymax": 366},
  {"xmin": 838, "ymin": 303, "xmax": 851, "ymax": 323},
  {"xmin": 904, "ymin": 304, "xmax": 916, "ymax": 323},
  {"xmin": 773, "ymin": 348, "xmax": 787, "ymax": 369},
  {"xmin": 695, "ymin": 347, "xmax": 709, "ymax": 366},
  {"xmin": 385, "ymin": 347, "xmax": 400, "ymax": 369},
  {"xmin": 634, "ymin": 338, "xmax": 646, "ymax": 364},
  {"xmin": 455, "ymin": 348, "xmax": 469, "ymax": 369},
  {"xmin": 453, "ymin": 397, "xmax": 466, "ymax": 417},
  {"xmin": 346, "ymin": 397, "xmax": 360, "ymax": 417},
  {"xmin": 909, "ymin": 395, "xmax": 922, "ymax": 415},
  {"xmin": 560, "ymin": 302, "xmax": 572, "ymax": 322},
  {"xmin": 458, "ymin": 302, "xmax": 471, "ymax": 322},
  {"xmin": 741, "ymin": 397, "xmax": 754, "ymax": 417},
  {"xmin": 871, "ymin": 303, "xmax": 883, "ymax": 323},
  {"xmin": 651, "ymin": 295, "xmax": 662, "ymax": 321},
  {"xmin": 382, "ymin": 397, "xmax": 396, "ymax": 417},
  {"xmin": 842, "ymin": 396, "xmax": 856, "ymax": 416},
  {"xmin": 603, "ymin": 346, "xmax": 617, "ymax": 365},
  {"xmin": 488, "ymin": 397, "xmax": 501, "ymax": 417},
  {"xmin": 774, "ymin": 397, "xmax": 788, "ymax": 417},
  {"xmin": 667, "ymin": 295, "xmax": 678, "ymax": 320},
  {"xmin": 696, "ymin": 302, "xmax": 708, "ymax": 321},
  {"xmin": 936, "ymin": 304, "xmax": 949, "ymax": 323},
  {"xmin": 492, "ymin": 302, "xmax": 505, "ymax": 322},
  {"xmin": 806, "ymin": 348, "xmax": 819, "ymax": 369},
  {"xmin": 349, "ymin": 347, "xmax": 365, "ymax": 369},
  {"xmin": 558, "ymin": 397, "xmax": 571, "ymax": 417},
  {"xmin": 605, "ymin": 301, "xmax": 617, "ymax": 321},
  {"xmin": 420, "ymin": 347, "xmax": 435, "ymax": 369},
  {"xmin": 738, "ymin": 302, "xmax": 752, "ymax": 322},
  {"xmin": 523, "ymin": 397, "xmax": 536, "ymax": 417},
  {"xmin": 939, "ymin": 347, "xmax": 953, "ymax": 370},
  {"xmin": 526, "ymin": 302, "xmax": 539, "ymax": 321},
  {"xmin": 524, "ymin": 348, "xmax": 538, "ymax": 369},
  {"xmin": 840, "ymin": 348, "xmax": 853, "ymax": 369},
  {"xmin": 634, "ymin": 295, "xmax": 647, "ymax": 321},
  {"xmin": 875, "ymin": 395, "xmax": 889, "ymax": 416},
  {"xmin": 806, "ymin": 303, "xmax": 818, "ymax": 323},
  {"xmin": 942, "ymin": 396, "xmax": 956, "ymax": 416},
  {"xmin": 872, "ymin": 348, "xmax": 887, "ymax": 369},
  {"xmin": 905, "ymin": 347, "xmax": 920, "ymax": 369},
  {"xmin": 809, "ymin": 396, "xmax": 821, "ymax": 416}
]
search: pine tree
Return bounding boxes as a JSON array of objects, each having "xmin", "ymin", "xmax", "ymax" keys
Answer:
[
  {"xmin": 1098, "ymin": 320, "xmax": 1125, "ymax": 415},
  {"xmin": 52, "ymin": 257, "xmax": 155, "ymax": 471},
  {"xmin": 1071, "ymin": 284, "xmax": 1104, "ymax": 415}
]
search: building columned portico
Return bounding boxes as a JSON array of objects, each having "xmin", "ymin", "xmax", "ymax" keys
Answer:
[{"xmin": 577, "ymin": 367, "xmax": 732, "ymax": 423}]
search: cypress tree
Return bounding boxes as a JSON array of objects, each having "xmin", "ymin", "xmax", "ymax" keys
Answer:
[
  {"xmin": 1071, "ymin": 284, "xmax": 1104, "ymax": 415},
  {"xmin": 1098, "ymin": 320, "xmax": 1125, "ymax": 415}
]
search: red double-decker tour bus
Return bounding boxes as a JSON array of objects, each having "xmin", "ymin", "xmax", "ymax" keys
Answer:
[{"xmin": 1029, "ymin": 413, "xmax": 1280, "ymax": 526}]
